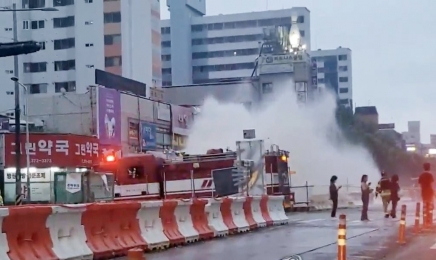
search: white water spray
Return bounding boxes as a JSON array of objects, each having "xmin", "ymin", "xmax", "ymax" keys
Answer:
[{"xmin": 185, "ymin": 81, "xmax": 380, "ymax": 188}]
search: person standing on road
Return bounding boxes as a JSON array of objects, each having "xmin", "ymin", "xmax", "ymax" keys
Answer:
[
  {"xmin": 418, "ymin": 163, "xmax": 434, "ymax": 220},
  {"xmin": 361, "ymin": 174, "xmax": 373, "ymax": 221},
  {"xmin": 329, "ymin": 175, "xmax": 342, "ymax": 218},
  {"xmin": 376, "ymin": 171, "xmax": 392, "ymax": 218},
  {"xmin": 389, "ymin": 174, "xmax": 400, "ymax": 218}
]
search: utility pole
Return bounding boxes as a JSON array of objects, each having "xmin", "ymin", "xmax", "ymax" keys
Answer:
[{"xmin": 12, "ymin": 3, "xmax": 23, "ymax": 205}]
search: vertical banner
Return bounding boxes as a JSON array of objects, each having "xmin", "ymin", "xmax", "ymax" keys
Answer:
[
  {"xmin": 141, "ymin": 121, "xmax": 157, "ymax": 150},
  {"xmin": 97, "ymin": 87, "xmax": 121, "ymax": 147}
]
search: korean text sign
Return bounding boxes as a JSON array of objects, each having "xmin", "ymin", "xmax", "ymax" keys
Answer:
[
  {"xmin": 97, "ymin": 87, "xmax": 121, "ymax": 146},
  {"xmin": 141, "ymin": 122, "xmax": 156, "ymax": 150},
  {"xmin": 3, "ymin": 133, "xmax": 99, "ymax": 168},
  {"xmin": 171, "ymin": 105, "xmax": 193, "ymax": 136}
]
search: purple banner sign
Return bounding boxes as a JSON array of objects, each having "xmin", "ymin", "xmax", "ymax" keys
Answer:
[{"xmin": 97, "ymin": 87, "xmax": 121, "ymax": 146}]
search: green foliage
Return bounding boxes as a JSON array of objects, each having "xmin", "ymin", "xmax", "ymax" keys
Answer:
[{"xmin": 335, "ymin": 105, "xmax": 423, "ymax": 180}]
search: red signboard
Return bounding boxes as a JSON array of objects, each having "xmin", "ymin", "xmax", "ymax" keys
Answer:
[{"xmin": 3, "ymin": 133, "xmax": 99, "ymax": 168}]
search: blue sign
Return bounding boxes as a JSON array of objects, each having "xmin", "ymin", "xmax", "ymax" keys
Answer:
[{"xmin": 141, "ymin": 122, "xmax": 156, "ymax": 150}]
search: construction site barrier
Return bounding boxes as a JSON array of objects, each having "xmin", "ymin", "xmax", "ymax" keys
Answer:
[{"xmin": 0, "ymin": 196, "xmax": 288, "ymax": 259}]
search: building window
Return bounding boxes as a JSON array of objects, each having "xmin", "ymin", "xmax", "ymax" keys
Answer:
[
  {"xmin": 339, "ymin": 77, "xmax": 348, "ymax": 83},
  {"xmin": 161, "ymin": 55, "xmax": 171, "ymax": 61},
  {"xmin": 31, "ymin": 20, "xmax": 45, "ymax": 29},
  {"xmin": 192, "ymin": 62, "xmax": 254, "ymax": 73},
  {"xmin": 85, "ymin": 43, "xmax": 93, "ymax": 47},
  {"xmin": 162, "ymin": 68, "xmax": 171, "ymax": 75},
  {"xmin": 55, "ymin": 81, "xmax": 76, "ymax": 92},
  {"xmin": 54, "ymin": 59, "xmax": 75, "ymax": 71},
  {"xmin": 54, "ymin": 38, "xmax": 75, "ymax": 50},
  {"xmin": 53, "ymin": 16, "xmax": 75, "ymax": 28},
  {"xmin": 39, "ymin": 42, "xmax": 46, "ymax": 50},
  {"xmin": 105, "ymin": 56, "xmax": 122, "ymax": 67},
  {"xmin": 339, "ymin": 99, "xmax": 349, "ymax": 105},
  {"xmin": 161, "ymin": 27, "xmax": 170, "ymax": 34},
  {"xmin": 192, "ymin": 48, "xmax": 258, "ymax": 60},
  {"xmin": 161, "ymin": 41, "xmax": 171, "ymax": 47},
  {"xmin": 297, "ymin": 16, "xmax": 304, "ymax": 23},
  {"xmin": 338, "ymin": 54, "xmax": 347, "ymax": 61},
  {"xmin": 23, "ymin": 62, "xmax": 47, "ymax": 73},
  {"xmin": 262, "ymin": 83, "xmax": 273, "ymax": 94},
  {"xmin": 339, "ymin": 88, "xmax": 349, "ymax": 94},
  {"xmin": 104, "ymin": 12, "xmax": 121, "ymax": 23},
  {"xmin": 104, "ymin": 34, "xmax": 121, "ymax": 45},
  {"xmin": 85, "ymin": 0, "xmax": 93, "ymax": 2},
  {"xmin": 162, "ymin": 81, "xmax": 171, "ymax": 87},
  {"xmin": 23, "ymin": 0, "xmax": 45, "ymax": 8},
  {"xmin": 299, "ymin": 30, "xmax": 305, "ymax": 37},
  {"xmin": 27, "ymin": 83, "xmax": 48, "ymax": 94},
  {"xmin": 338, "ymin": 65, "xmax": 348, "ymax": 72},
  {"xmin": 191, "ymin": 34, "xmax": 263, "ymax": 46},
  {"xmin": 317, "ymin": 67, "xmax": 324, "ymax": 73},
  {"xmin": 317, "ymin": 78, "xmax": 325, "ymax": 84},
  {"xmin": 22, "ymin": 21, "xmax": 29, "ymax": 30},
  {"xmin": 53, "ymin": 0, "xmax": 74, "ymax": 7}
]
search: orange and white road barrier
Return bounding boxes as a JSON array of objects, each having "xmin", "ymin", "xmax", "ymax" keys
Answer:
[
  {"xmin": 414, "ymin": 202, "xmax": 421, "ymax": 234},
  {"xmin": 397, "ymin": 204, "xmax": 406, "ymax": 244},
  {"xmin": 337, "ymin": 214, "xmax": 346, "ymax": 260},
  {"xmin": 0, "ymin": 195, "xmax": 288, "ymax": 259},
  {"xmin": 127, "ymin": 248, "xmax": 145, "ymax": 260}
]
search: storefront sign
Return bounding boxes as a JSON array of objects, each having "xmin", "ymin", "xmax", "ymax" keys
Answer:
[
  {"xmin": 128, "ymin": 118, "xmax": 140, "ymax": 145},
  {"xmin": 97, "ymin": 87, "xmax": 121, "ymax": 146},
  {"xmin": 66, "ymin": 173, "xmax": 82, "ymax": 193},
  {"xmin": 3, "ymin": 133, "xmax": 99, "ymax": 168},
  {"xmin": 156, "ymin": 102, "xmax": 171, "ymax": 121},
  {"xmin": 171, "ymin": 105, "xmax": 193, "ymax": 136},
  {"xmin": 141, "ymin": 122, "xmax": 156, "ymax": 150},
  {"xmin": 264, "ymin": 54, "xmax": 294, "ymax": 64}
]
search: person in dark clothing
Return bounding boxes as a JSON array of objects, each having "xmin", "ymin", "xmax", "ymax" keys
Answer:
[
  {"xmin": 361, "ymin": 174, "xmax": 373, "ymax": 221},
  {"xmin": 376, "ymin": 171, "xmax": 392, "ymax": 218},
  {"xmin": 418, "ymin": 163, "xmax": 434, "ymax": 223},
  {"xmin": 329, "ymin": 175, "xmax": 342, "ymax": 218},
  {"xmin": 419, "ymin": 163, "xmax": 434, "ymax": 203},
  {"xmin": 390, "ymin": 174, "xmax": 400, "ymax": 218}
]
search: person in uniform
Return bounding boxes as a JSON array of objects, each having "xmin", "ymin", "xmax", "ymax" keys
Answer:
[
  {"xmin": 389, "ymin": 174, "xmax": 400, "ymax": 218},
  {"xmin": 376, "ymin": 171, "xmax": 392, "ymax": 218}
]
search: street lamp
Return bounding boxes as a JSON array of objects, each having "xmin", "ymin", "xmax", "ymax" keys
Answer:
[
  {"xmin": 4, "ymin": 4, "xmax": 58, "ymax": 205},
  {"xmin": 10, "ymin": 77, "xmax": 31, "ymax": 202}
]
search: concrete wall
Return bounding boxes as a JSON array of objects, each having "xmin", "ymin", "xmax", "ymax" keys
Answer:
[
  {"xmin": 26, "ymin": 90, "xmax": 96, "ymax": 136},
  {"xmin": 164, "ymin": 81, "xmax": 259, "ymax": 106}
]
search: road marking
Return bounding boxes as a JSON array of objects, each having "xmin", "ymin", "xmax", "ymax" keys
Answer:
[{"xmin": 299, "ymin": 218, "xmax": 325, "ymax": 223}]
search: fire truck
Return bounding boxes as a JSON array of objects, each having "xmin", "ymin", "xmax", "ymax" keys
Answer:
[{"xmin": 93, "ymin": 146, "xmax": 293, "ymax": 204}]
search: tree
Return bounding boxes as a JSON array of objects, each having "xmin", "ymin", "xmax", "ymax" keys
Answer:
[{"xmin": 335, "ymin": 105, "xmax": 422, "ymax": 181}]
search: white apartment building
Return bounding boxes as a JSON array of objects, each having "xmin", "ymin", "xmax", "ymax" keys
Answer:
[
  {"xmin": 0, "ymin": 0, "xmax": 161, "ymax": 117},
  {"xmin": 160, "ymin": 0, "xmax": 311, "ymax": 86},
  {"xmin": 310, "ymin": 47, "xmax": 353, "ymax": 107}
]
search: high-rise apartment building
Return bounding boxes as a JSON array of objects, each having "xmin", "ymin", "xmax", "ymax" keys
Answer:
[
  {"xmin": 161, "ymin": 0, "xmax": 310, "ymax": 86},
  {"xmin": 310, "ymin": 47, "xmax": 353, "ymax": 107},
  {"xmin": 0, "ymin": 0, "xmax": 161, "ymax": 117}
]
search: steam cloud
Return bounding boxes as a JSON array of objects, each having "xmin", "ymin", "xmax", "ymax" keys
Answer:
[{"xmin": 185, "ymin": 80, "xmax": 380, "ymax": 188}]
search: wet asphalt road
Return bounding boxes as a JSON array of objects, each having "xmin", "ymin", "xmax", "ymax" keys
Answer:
[
  {"xmin": 381, "ymin": 232, "xmax": 436, "ymax": 260},
  {"xmin": 119, "ymin": 201, "xmax": 423, "ymax": 260}
]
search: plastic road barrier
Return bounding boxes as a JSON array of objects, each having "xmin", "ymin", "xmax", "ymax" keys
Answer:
[{"xmin": 0, "ymin": 195, "xmax": 289, "ymax": 259}]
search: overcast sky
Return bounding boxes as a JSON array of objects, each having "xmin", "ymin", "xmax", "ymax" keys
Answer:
[{"xmin": 161, "ymin": 0, "xmax": 436, "ymax": 142}]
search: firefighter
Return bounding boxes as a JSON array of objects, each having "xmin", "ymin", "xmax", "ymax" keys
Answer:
[{"xmin": 376, "ymin": 170, "xmax": 391, "ymax": 218}]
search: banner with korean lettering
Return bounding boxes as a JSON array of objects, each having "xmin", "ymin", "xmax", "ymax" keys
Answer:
[
  {"xmin": 3, "ymin": 133, "xmax": 99, "ymax": 168},
  {"xmin": 97, "ymin": 87, "xmax": 121, "ymax": 146},
  {"xmin": 141, "ymin": 121, "xmax": 156, "ymax": 150},
  {"xmin": 171, "ymin": 105, "xmax": 193, "ymax": 136}
]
